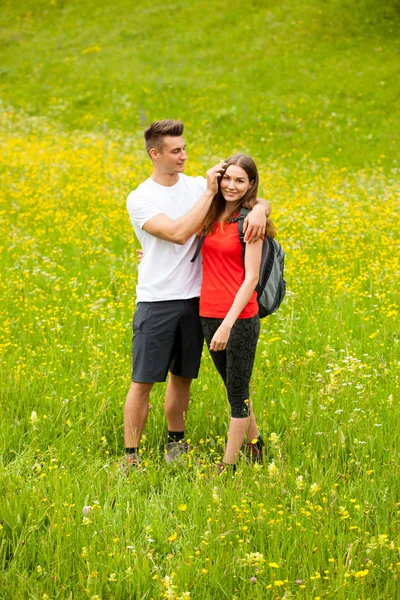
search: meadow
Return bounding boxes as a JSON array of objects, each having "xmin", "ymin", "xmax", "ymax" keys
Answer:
[{"xmin": 1, "ymin": 0, "xmax": 400, "ymax": 598}]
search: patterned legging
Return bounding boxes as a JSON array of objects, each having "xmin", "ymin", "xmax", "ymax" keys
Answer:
[{"xmin": 201, "ymin": 315, "xmax": 260, "ymax": 418}]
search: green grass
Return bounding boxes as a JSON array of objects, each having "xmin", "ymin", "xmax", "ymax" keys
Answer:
[
  {"xmin": 1, "ymin": 1, "xmax": 400, "ymax": 598},
  {"xmin": 1, "ymin": 0, "xmax": 399, "ymax": 167}
]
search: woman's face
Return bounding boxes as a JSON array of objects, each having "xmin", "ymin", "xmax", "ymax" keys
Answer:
[{"xmin": 220, "ymin": 165, "xmax": 253, "ymax": 203}]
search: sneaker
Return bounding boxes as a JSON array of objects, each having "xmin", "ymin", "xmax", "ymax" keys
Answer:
[
  {"xmin": 121, "ymin": 453, "xmax": 141, "ymax": 473},
  {"xmin": 246, "ymin": 437, "xmax": 265, "ymax": 464},
  {"xmin": 164, "ymin": 440, "xmax": 189, "ymax": 464}
]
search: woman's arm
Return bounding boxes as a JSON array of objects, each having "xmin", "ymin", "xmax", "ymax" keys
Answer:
[{"xmin": 209, "ymin": 239, "xmax": 263, "ymax": 352}]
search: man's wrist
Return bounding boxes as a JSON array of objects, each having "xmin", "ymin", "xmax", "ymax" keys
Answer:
[
  {"xmin": 255, "ymin": 199, "xmax": 271, "ymax": 217},
  {"xmin": 204, "ymin": 189, "xmax": 215, "ymax": 201},
  {"xmin": 254, "ymin": 202, "xmax": 266, "ymax": 213}
]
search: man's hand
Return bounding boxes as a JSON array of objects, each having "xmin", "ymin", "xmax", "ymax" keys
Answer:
[
  {"xmin": 243, "ymin": 202, "xmax": 269, "ymax": 242},
  {"xmin": 206, "ymin": 161, "xmax": 226, "ymax": 196},
  {"xmin": 209, "ymin": 323, "xmax": 232, "ymax": 352}
]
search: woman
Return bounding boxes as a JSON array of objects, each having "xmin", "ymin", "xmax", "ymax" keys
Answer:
[{"xmin": 199, "ymin": 154, "xmax": 267, "ymax": 473}]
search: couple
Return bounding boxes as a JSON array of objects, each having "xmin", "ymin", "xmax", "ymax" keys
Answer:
[{"xmin": 124, "ymin": 119, "xmax": 271, "ymax": 473}]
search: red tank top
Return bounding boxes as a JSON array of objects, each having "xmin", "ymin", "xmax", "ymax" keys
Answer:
[{"xmin": 199, "ymin": 220, "xmax": 258, "ymax": 319}]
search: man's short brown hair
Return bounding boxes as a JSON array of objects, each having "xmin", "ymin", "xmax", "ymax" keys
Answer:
[{"xmin": 144, "ymin": 120, "xmax": 184, "ymax": 155}]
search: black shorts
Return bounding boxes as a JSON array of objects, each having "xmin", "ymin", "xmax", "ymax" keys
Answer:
[{"xmin": 132, "ymin": 298, "xmax": 204, "ymax": 383}]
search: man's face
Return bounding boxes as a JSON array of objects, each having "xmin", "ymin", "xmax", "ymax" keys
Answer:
[{"xmin": 153, "ymin": 136, "xmax": 187, "ymax": 174}]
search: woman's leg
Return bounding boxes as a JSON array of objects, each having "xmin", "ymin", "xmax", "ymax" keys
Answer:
[
  {"xmin": 224, "ymin": 417, "xmax": 249, "ymax": 463},
  {"xmin": 247, "ymin": 401, "xmax": 260, "ymax": 442},
  {"xmin": 201, "ymin": 316, "xmax": 261, "ymax": 465},
  {"xmin": 224, "ymin": 315, "xmax": 260, "ymax": 463}
]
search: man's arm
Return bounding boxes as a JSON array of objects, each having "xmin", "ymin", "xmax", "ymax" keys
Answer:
[
  {"xmin": 142, "ymin": 164, "xmax": 223, "ymax": 245},
  {"xmin": 243, "ymin": 199, "xmax": 272, "ymax": 242},
  {"xmin": 256, "ymin": 198, "xmax": 272, "ymax": 217},
  {"xmin": 143, "ymin": 191, "xmax": 213, "ymax": 245}
]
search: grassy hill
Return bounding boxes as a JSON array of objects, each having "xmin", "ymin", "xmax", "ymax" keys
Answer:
[{"xmin": 1, "ymin": 0, "xmax": 399, "ymax": 166}]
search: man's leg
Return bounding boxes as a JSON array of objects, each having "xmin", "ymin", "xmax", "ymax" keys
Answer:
[
  {"xmin": 163, "ymin": 374, "xmax": 192, "ymax": 463},
  {"xmin": 164, "ymin": 374, "xmax": 192, "ymax": 432},
  {"xmin": 124, "ymin": 381, "xmax": 154, "ymax": 449},
  {"xmin": 126, "ymin": 300, "xmax": 180, "ymax": 458},
  {"xmin": 163, "ymin": 298, "xmax": 203, "ymax": 463}
]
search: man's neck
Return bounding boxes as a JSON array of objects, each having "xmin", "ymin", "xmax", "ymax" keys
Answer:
[{"xmin": 151, "ymin": 171, "xmax": 180, "ymax": 187}]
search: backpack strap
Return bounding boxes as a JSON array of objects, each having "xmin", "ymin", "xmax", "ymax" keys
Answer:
[
  {"xmin": 190, "ymin": 234, "xmax": 205, "ymax": 263},
  {"xmin": 191, "ymin": 207, "xmax": 250, "ymax": 263},
  {"xmin": 231, "ymin": 207, "xmax": 250, "ymax": 256}
]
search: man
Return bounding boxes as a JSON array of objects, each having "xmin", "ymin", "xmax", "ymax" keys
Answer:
[{"xmin": 124, "ymin": 119, "xmax": 270, "ymax": 466}]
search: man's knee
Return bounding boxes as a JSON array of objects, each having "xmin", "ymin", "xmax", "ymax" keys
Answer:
[
  {"xmin": 169, "ymin": 374, "xmax": 193, "ymax": 391},
  {"xmin": 127, "ymin": 381, "xmax": 154, "ymax": 402}
]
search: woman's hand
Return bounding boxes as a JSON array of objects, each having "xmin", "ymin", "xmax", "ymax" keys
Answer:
[
  {"xmin": 206, "ymin": 161, "xmax": 226, "ymax": 196},
  {"xmin": 210, "ymin": 322, "xmax": 232, "ymax": 352}
]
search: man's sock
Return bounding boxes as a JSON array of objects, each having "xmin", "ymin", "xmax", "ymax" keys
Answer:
[
  {"xmin": 168, "ymin": 431, "xmax": 185, "ymax": 444},
  {"xmin": 125, "ymin": 447, "xmax": 139, "ymax": 456}
]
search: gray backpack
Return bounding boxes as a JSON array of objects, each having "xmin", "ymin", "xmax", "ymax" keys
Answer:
[
  {"xmin": 234, "ymin": 207, "xmax": 286, "ymax": 318},
  {"xmin": 191, "ymin": 207, "xmax": 286, "ymax": 318}
]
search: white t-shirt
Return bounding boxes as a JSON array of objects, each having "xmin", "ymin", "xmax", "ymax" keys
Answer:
[{"xmin": 127, "ymin": 174, "xmax": 207, "ymax": 303}]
